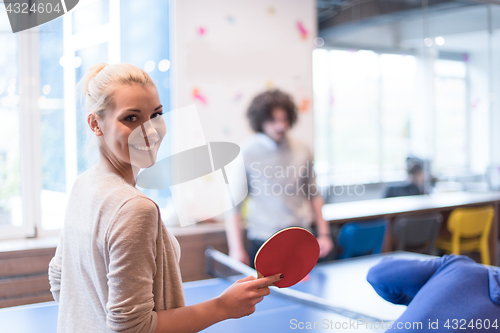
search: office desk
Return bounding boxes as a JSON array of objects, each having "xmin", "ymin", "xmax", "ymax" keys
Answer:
[{"xmin": 322, "ymin": 191, "xmax": 500, "ymax": 265}]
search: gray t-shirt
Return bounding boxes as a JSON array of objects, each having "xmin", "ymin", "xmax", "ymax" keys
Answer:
[{"xmin": 241, "ymin": 134, "xmax": 319, "ymax": 241}]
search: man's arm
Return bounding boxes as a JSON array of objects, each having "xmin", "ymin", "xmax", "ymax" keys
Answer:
[
  {"xmin": 304, "ymin": 147, "xmax": 333, "ymax": 258},
  {"xmin": 225, "ymin": 207, "xmax": 249, "ymax": 265},
  {"xmin": 310, "ymin": 196, "xmax": 334, "ymax": 257},
  {"xmin": 366, "ymin": 257, "xmax": 446, "ymax": 305}
]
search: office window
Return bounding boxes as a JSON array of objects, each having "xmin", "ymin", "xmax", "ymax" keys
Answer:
[
  {"xmin": 0, "ymin": 6, "xmax": 22, "ymax": 232},
  {"xmin": 313, "ymin": 49, "xmax": 415, "ymax": 185},
  {"xmin": 434, "ymin": 59, "xmax": 468, "ymax": 176},
  {"xmin": 0, "ymin": 0, "xmax": 172, "ymax": 238},
  {"xmin": 314, "ymin": 48, "xmax": 477, "ymax": 187},
  {"xmin": 121, "ymin": 0, "xmax": 173, "ymax": 210},
  {"xmin": 39, "ymin": 18, "xmax": 66, "ymax": 231},
  {"xmin": 380, "ymin": 54, "xmax": 416, "ymax": 181},
  {"xmin": 329, "ymin": 49, "xmax": 380, "ymax": 184}
]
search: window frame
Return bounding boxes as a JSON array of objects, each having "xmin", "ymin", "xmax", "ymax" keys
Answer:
[
  {"xmin": 313, "ymin": 46, "xmax": 474, "ymax": 187},
  {"xmin": 2, "ymin": 0, "xmax": 174, "ymax": 241},
  {"xmin": 1, "ymin": 0, "xmax": 122, "ymax": 239},
  {"xmin": 0, "ymin": 28, "xmax": 42, "ymax": 240}
]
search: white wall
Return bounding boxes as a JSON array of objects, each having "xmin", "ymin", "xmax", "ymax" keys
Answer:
[{"xmin": 172, "ymin": 0, "xmax": 316, "ymax": 149}]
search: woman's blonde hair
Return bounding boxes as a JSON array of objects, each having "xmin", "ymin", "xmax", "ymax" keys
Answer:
[
  {"xmin": 80, "ymin": 62, "xmax": 155, "ymax": 118},
  {"xmin": 78, "ymin": 63, "xmax": 157, "ymax": 164}
]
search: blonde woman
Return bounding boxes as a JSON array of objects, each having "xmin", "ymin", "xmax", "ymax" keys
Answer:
[{"xmin": 48, "ymin": 63, "xmax": 281, "ymax": 333}]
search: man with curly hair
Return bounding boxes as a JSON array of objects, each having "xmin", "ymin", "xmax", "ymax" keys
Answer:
[{"xmin": 225, "ymin": 89, "xmax": 334, "ymax": 267}]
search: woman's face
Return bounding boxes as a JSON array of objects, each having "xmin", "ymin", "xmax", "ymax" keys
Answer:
[{"xmin": 96, "ymin": 83, "xmax": 166, "ymax": 170}]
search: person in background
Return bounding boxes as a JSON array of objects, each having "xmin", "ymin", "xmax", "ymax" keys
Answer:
[
  {"xmin": 384, "ymin": 158, "xmax": 425, "ymax": 198},
  {"xmin": 225, "ymin": 89, "xmax": 334, "ymax": 267},
  {"xmin": 48, "ymin": 63, "xmax": 281, "ymax": 333},
  {"xmin": 367, "ymin": 255, "xmax": 500, "ymax": 331}
]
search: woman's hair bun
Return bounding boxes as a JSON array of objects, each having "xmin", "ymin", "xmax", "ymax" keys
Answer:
[{"xmin": 80, "ymin": 63, "xmax": 108, "ymax": 97}]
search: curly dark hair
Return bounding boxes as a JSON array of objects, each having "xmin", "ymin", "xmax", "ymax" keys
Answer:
[{"xmin": 246, "ymin": 89, "xmax": 298, "ymax": 133}]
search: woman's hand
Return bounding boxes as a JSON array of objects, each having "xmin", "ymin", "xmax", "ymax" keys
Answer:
[{"xmin": 215, "ymin": 273, "xmax": 283, "ymax": 319}]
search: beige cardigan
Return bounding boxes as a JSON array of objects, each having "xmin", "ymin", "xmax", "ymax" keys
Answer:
[{"xmin": 48, "ymin": 165, "xmax": 185, "ymax": 333}]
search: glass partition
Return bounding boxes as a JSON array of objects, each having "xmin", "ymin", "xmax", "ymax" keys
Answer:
[{"xmin": 314, "ymin": 0, "xmax": 500, "ymax": 196}]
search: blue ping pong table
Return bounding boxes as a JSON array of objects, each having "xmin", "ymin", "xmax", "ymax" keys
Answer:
[{"xmin": 0, "ymin": 252, "xmax": 430, "ymax": 333}]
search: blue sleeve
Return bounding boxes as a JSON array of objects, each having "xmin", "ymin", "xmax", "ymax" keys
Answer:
[{"xmin": 366, "ymin": 256, "xmax": 446, "ymax": 306}]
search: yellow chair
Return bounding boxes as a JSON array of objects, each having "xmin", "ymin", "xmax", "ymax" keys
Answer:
[{"xmin": 436, "ymin": 205, "xmax": 494, "ymax": 265}]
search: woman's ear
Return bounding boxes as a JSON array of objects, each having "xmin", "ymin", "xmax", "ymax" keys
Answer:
[{"xmin": 87, "ymin": 113, "xmax": 103, "ymax": 136}]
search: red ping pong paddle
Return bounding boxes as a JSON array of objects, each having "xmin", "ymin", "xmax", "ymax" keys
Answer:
[{"xmin": 254, "ymin": 227, "xmax": 320, "ymax": 288}]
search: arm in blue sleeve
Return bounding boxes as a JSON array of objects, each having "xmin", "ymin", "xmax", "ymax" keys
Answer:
[{"xmin": 366, "ymin": 256, "xmax": 445, "ymax": 306}]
